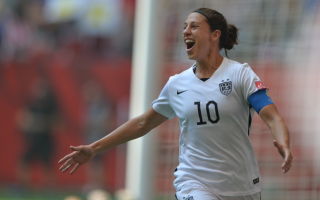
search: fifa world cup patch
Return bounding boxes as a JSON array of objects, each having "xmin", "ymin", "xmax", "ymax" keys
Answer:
[
  {"xmin": 255, "ymin": 81, "xmax": 267, "ymax": 89},
  {"xmin": 219, "ymin": 79, "xmax": 232, "ymax": 96}
]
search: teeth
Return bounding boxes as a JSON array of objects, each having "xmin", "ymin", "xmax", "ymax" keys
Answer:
[
  {"xmin": 185, "ymin": 39, "xmax": 194, "ymax": 43},
  {"xmin": 185, "ymin": 39, "xmax": 195, "ymax": 49}
]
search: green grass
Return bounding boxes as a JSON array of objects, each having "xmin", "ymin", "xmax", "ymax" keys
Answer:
[
  {"xmin": 0, "ymin": 188, "xmax": 177, "ymax": 200},
  {"xmin": 0, "ymin": 188, "xmax": 85, "ymax": 200}
]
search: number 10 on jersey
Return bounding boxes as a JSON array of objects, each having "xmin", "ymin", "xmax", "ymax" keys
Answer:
[{"xmin": 194, "ymin": 101, "xmax": 220, "ymax": 125}]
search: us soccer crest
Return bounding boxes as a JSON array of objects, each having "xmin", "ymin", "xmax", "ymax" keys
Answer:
[{"xmin": 219, "ymin": 79, "xmax": 232, "ymax": 96}]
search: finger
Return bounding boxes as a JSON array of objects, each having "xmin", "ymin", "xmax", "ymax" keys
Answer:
[
  {"xmin": 282, "ymin": 161, "xmax": 289, "ymax": 173},
  {"xmin": 282, "ymin": 162, "xmax": 291, "ymax": 173},
  {"xmin": 58, "ymin": 151, "xmax": 77, "ymax": 164},
  {"xmin": 61, "ymin": 163, "xmax": 72, "ymax": 173},
  {"xmin": 59, "ymin": 158, "xmax": 73, "ymax": 171},
  {"xmin": 282, "ymin": 154, "xmax": 293, "ymax": 173},
  {"xmin": 59, "ymin": 158, "xmax": 71, "ymax": 170},
  {"xmin": 69, "ymin": 163, "xmax": 80, "ymax": 174}
]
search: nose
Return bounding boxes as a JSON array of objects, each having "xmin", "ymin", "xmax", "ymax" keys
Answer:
[{"xmin": 183, "ymin": 25, "xmax": 191, "ymax": 36}]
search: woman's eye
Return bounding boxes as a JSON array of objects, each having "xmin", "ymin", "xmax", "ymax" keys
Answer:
[{"xmin": 183, "ymin": 24, "xmax": 199, "ymax": 31}]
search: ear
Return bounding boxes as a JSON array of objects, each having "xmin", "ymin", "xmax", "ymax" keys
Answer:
[{"xmin": 211, "ymin": 30, "xmax": 221, "ymax": 41}]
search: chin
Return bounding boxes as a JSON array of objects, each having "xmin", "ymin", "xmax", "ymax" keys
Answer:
[{"xmin": 186, "ymin": 53, "xmax": 196, "ymax": 60}]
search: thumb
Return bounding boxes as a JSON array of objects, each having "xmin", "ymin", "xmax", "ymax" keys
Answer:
[
  {"xmin": 282, "ymin": 150, "xmax": 293, "ymax": 173},
  {"xmin": 273, "ymin": 140, "xmax": 280, "ymax": 148},
  {"xmin": 70, "ymin": 145, "xmax": 82, "ymax": 151}
]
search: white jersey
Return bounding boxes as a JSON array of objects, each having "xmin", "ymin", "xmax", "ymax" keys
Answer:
[{"xmin": 152, "ymin": 57, "xmax": 264, "ymax": 196}]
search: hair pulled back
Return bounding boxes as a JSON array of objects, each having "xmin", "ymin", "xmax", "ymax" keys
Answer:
[{"xmin": 193, "ymin": 8, "xmax": 238, "ymax": 50}]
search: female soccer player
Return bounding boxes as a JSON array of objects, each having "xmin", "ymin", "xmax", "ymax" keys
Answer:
[{"xmin": 59, "ymin": 8, "xmax": 293, "ymax": 200}]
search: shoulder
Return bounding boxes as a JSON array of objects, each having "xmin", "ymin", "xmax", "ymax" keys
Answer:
[
  {"xmin": 225, "ymin": 58, "xmax": 251, "ymax": 72},
  {"xmin": 223, "ymin": 59, "xmax": 256, "ymax": 82},
  {"xmin": 166, "ymin": 66, "xmax": 193, "ymax": 85}
]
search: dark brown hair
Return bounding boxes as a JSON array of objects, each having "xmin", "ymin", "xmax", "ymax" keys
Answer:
[{"xmin": 193, "ymin": 8, "xmax": 238, "ymax": 51}]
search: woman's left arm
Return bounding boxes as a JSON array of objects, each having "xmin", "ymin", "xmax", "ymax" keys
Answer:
[{"xmin": 259, "ymin": 104, "xmax": 293, "ymax": 173}]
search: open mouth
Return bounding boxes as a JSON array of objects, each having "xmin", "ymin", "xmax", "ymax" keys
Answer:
[{"xmin": 185, "ymin": 39, "xmax": 196, "ymax": 50}]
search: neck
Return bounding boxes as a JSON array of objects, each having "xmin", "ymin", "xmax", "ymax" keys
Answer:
[{"xmin": 195, "ymin": 53, "xmax": 223, "ymax": 78}]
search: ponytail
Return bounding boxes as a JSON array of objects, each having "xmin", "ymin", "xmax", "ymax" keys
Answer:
[{"xmin": 222, "ymin": 24, "xmax": 238, "ymax": 50}]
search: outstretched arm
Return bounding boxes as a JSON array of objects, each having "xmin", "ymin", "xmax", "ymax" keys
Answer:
[
  {"xmin": 58, "ymin": 108, "xmax": 167, "ymax": 174},
  {"xmin": 259, "ymin": 104, "xmax": 293, "ymax": 173}
]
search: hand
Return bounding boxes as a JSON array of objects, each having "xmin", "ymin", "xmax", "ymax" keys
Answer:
[
  {"xmin": 273, "ymin": 140, "xmax": 293, "ymax": 173},
  {"xmin": 58, "ymin": 145, "xmax": 95, "ymax": 174}
]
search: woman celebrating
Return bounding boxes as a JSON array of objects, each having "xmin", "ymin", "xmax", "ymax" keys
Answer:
[{"xmin": 59, "ymin": 8, "xmax": 293, "ymax": 200}]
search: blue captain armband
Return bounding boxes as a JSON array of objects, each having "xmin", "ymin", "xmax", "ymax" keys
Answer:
[{"xmin": 248, "ymin": 89, "xmax": 274, "ymax": 113}]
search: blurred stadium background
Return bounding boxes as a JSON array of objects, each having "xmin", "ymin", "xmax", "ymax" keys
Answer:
[{"xmin": 0, "ymin": 0, "xmax": 319, "ymax": 200}]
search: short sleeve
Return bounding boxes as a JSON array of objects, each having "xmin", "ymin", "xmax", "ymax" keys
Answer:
[
  {"xmin": 152, "ymin": 78, "xmax": 176, "ymax": 119},
  {"xmin": 239, "ymin": 64, "xmax": 267, "ymax": 101}
]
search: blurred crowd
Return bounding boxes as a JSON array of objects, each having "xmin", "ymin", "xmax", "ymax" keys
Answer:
[
  {"xmin": 0, "ymin": 0, "xmax": 135, "ymax": 62},
  {"xmin": 0, "ymin": 0, "xmax": 134, "ymax": 198}
]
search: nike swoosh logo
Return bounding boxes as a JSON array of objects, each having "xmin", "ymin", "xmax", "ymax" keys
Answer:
[{"xmin": 177, "ymin": 90, "xmax": 188, "ymax": 95}]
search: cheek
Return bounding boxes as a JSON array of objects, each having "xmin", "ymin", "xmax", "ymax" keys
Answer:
[{"xmin": 197, "ymin": 37, "xmax": 211, "ymax": 52}]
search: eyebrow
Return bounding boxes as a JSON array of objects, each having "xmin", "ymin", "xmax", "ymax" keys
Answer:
[{"xmin": 184, "ymin": 21, "xmax": 200, "ymax": 26}]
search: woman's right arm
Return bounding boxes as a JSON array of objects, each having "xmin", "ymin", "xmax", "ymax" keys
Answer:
[{"xmin": 58, "ymin": 108, "xmax": 167, "ymax": 174}]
